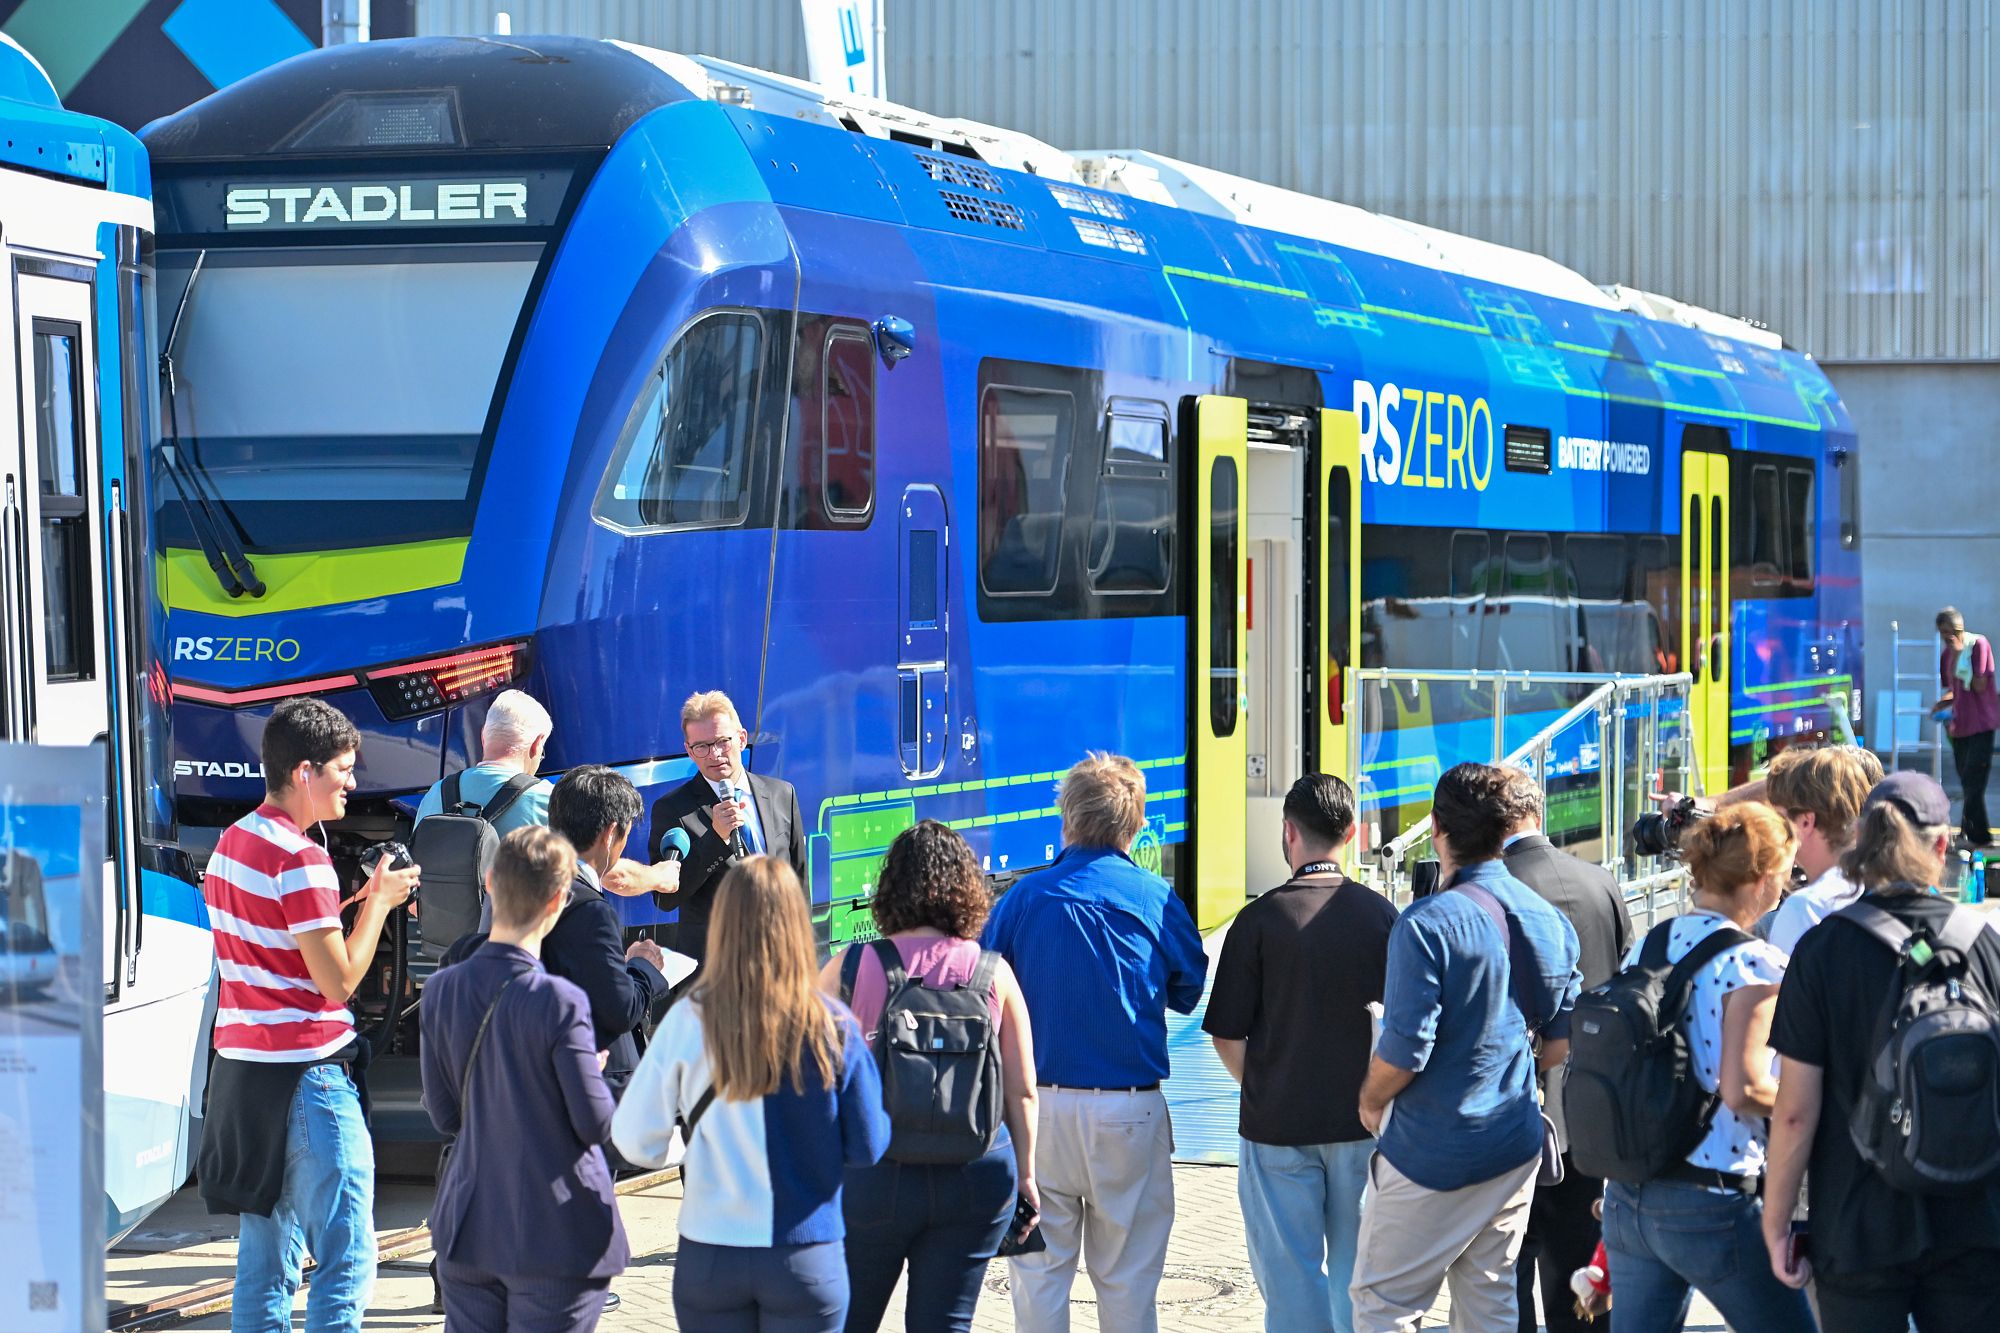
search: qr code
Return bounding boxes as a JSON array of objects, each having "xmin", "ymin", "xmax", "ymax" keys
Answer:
[{"xmin": 28, "ymin": 1280, "xmax": 56, "ymax": 1311}]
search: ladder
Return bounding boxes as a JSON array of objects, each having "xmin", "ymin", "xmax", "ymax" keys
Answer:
[{"xmin": 1888, "ymin": 619, "xmax": 1946, "ymax": 781}]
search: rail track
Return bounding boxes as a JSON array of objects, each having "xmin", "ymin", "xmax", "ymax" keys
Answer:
[{"xmin": 107, "ymin": 1166, "xmax": 680, "ymax": 1330}]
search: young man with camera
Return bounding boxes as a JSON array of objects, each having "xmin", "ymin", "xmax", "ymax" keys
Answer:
[{"xmin": 197, "ymin": 698, "xmax": 421, "ymax": 1332}]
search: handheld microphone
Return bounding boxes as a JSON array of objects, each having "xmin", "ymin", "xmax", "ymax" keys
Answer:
[
  {"xmin": 730, "ymin": 785, "xmax": 749, "ymax": 858},
  {"xmin": 659, "ymin": 827, "xmax": 691, "ymax": 863}
]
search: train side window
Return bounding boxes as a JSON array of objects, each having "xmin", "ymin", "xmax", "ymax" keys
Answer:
[
  {"xmin": 1746, "ymin": 463, "xmax": 1784, "ymax": 589},
  {"xmin": 1496, "ymin": 532, "xmax": 1567, "ymax": 671},
  {"xmin": 1209, "ymin": 456, "xmax": 1240, "ymax": 736},
  {"xmin": 1837, "ymin": 447, "xmax": 1859, "ymax": 550},
  {"xmin": 595, "ymin": 311, "xmax": 763, "ymax": 532},
  {"xmin": 978, "ymin": 385, "xmax": 1074, "ymax": 597},
  {"xmin": 820, "ymin": 328, "xmax": 876, "ymax": 521},
  {"xmin": 1784, "ymin": 465, "xmax": 1815, "ymax": 592},
  {"xmin": 33, "ymin": 326, "xmax": 93, "ymax": 683},
  {"xmin": 1088, "ymin": 411, "xmax": 1172, "ymax": 595}
]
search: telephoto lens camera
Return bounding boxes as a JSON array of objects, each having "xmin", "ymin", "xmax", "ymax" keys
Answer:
[
  {"xmin": 361, "ymin": 840, "xmax": 416, "ymax": 897},
  {"xmin": 1632, "ymin": 796, "xmax": 1708, "ymax": 859}
]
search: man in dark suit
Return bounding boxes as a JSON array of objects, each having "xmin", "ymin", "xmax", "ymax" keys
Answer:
[
  {"xmin": 607, "ymin": 690, "xmax": 806, "ymax": 964},
  {"xmin": 421, "ymin": 827, "xmax": 627, "ymax": 1330},
  {"xmin": 1499, "ymin": 769, "xmax": 1633, "ymax": 1333},
  {"xmin": 446, "ymin": 766, "xmax": 670, "ymax": 1092}
]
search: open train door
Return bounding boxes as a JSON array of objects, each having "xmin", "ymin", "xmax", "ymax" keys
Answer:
[
  {"xmin": 1316, "ymin": 408, "xmax": 1363, "ymax": 867},
  {"xmin": 1188, "ymin": 395, "xmax": 1247, "ymax": 929},
  {"xmin": 1681, "ymin": 442, "xmax": 1733, "ymax": 795}
]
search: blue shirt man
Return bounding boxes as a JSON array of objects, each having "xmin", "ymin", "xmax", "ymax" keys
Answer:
[
  {"xmin": 983, "ymin": 845, "xmax": 1207, "ymax": 1087},
  {"xmin": 1351, "ymin": 762, "xmax": 1582, "ymax": 1333},
  {"xmin": 979, "ymin": 753, "xmax": 1206, "ymax": 1332},
  {"xmin": 1372, "ymin": 860, "xmax": 1581, "ymax": 1192}
]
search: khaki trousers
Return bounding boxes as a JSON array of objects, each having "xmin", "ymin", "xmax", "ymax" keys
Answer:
[
  {"xmin": 1008, "ymin": 1086, "xmax": 1176, "ymax": 1333},
  {"xmin": 1349, "ymin": 1151, "xmax": 1538, "ymax": 1332}
]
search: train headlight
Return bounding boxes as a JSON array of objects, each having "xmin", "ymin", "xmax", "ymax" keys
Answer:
[{"xmin": 362, "ymin": 641, "xmax": 529, "ymax": 720}]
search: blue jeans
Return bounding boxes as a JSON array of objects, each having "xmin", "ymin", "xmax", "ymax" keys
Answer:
[
  {"xmin": 842, "ymin": 1143, "xmax": 1016, "ymax": 1332},
  {"xmin": 1238, "ymin": 1137, "xmax": 1373, "ymax": 1333},
  {"xmin": 675, "ymin": 1239, "xmax": 847, "ymax": 1332},
  {"xmin": 1602, "ymin": 1179, "xmax": 1816, "ymax": 1333},
  {"xmin": 233, "ymin": 1063, "xmax": 377, "ymax": 1333}
]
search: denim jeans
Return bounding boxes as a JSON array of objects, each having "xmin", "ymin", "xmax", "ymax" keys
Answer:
[
  {"xmin": 1602, "ymin": 1179, "xmax": 1815, "ymax": 1333},
  {"xmin": 675, "ymin": 1239, "xmax": 847, "ymax": 1332},
  {"xmin": 1238, "ymin": 1137, "xmax": 1373, "ymax": 1333},
  {"xmin": 843, "ymin": 1142, "xmax": 1016, "ymax": 1332},
  {"xmin": 234, "ymin": 1063, "xmax": 377, "ymax": 1333}
]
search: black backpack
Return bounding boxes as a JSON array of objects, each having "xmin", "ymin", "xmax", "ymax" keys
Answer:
[
  {"xmin": 840, "ymin": 939, "xmax": 1005, "ymax": 1165},
  {"xmin": 1563, "ymin": 918, "xmax": 1751, "ymax": 1184},
  {"xmin": 411, "ymin": 771, "xmax": 537, "ymax": 962},
  {"xmin": 1838, "ymin": 900, "xmax": 2000, "ymax": 1194}
]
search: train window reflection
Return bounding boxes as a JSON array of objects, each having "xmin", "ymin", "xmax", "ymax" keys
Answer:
[
  {"xmin": 32, "ymin": 324, "xmax": 93, "ymax": 683},
  {"xmin": 598, "ymin": 311, "xmax": 763, "ymax": 532},
  {"xmin": 979, "ymin": 385, "xmax": 1074, "ymax": 596}
]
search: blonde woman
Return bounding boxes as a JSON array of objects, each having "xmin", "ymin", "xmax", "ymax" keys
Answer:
[{"xmin": 614, "ymin": 858, "xmax": 889, "ymax": 1331}]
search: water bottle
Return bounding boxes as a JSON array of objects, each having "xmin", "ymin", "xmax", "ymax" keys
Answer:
[
  {"xmin": 1955, "ymin": 849, "xmax": 1974, "ymax": 898},
  {"xmin": 1974, "ymin": 852, "xmax": 1989, "ymax": 906}
]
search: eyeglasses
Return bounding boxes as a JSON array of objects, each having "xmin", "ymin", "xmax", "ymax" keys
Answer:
[{"xmin": 688, "ymin": 736, "xmax": 740, "ymax": 758}]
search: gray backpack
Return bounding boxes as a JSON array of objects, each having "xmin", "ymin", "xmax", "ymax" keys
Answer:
[
  {"xmin": 1840, "ymin": 900, "xmax": 2000, "ymax": 1195},
  {"xmin": 840, "ymin": 939, "xmax": 1005, "ymax": 1165},
  {"xmin": 411, "ymin": 771, "xmax": 536, "ymax": 962}
]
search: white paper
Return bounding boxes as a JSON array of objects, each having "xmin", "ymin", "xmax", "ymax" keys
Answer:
[{"xmin": 657, "ymin": 948, "xmax": 700, "ymax": 989}]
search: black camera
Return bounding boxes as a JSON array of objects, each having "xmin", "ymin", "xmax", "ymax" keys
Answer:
[
  {"xmin": 1632, "ymin": 797, "xmax": 1708, "ymax": 859},
  {"xmin": 361, "ymin": 840, "xmax": 416, "ymax": 895}
]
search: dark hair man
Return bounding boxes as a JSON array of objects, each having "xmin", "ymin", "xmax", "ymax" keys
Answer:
[
  {"xmin": 423, "ymin": 826, "xmax": 629, "ymax": 1329},
  {"xmin": 1936, "ymin": 606, "xmax": 1997, "ymax": 846},
  {"xmin": 1352, "ymin": 763, "xmax": 1580, "ymax": 1332},
  {"xmin": 1496, "ymin": 768, "xmax": 1631, "ymax": 1333},
  {"xmin": 982, "ymin": 753, "xmax": 1207, "ymax": 1332},
  {"xmin": 602, "ymin": 690, "xmax": 807, "ymax": 964},
  {"xmin": 1205, "ymin": 774, "xmax": 1397, "ymax": 1333},
  {"xmin": 197, "ymin": 698, "xmax": 420, "ymax": 1331},
  {"xmin": 531, "ymin": 766, "xmax": 670, "ymax": 1092}
]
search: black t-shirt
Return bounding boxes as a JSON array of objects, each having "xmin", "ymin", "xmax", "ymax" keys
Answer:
[
  {"xmin": 1769, "ymin": 891, "xmax": 2000, "ymax": 1275},
  {"xmin": 1202, "ymin": 875, "xmax": 1399, "ymax": 1146}
]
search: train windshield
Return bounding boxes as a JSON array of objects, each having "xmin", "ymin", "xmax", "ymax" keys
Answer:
[{"xmin": 154, "ymin": 243, "xmax": 539, "ymax": 554}]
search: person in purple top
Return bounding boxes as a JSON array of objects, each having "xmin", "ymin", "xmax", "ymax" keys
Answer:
[
  {"xmin": 1936, "ymin": 607, "xmax": 1999, "ymax": 846},
  {"xmin": 818, "ymin": 820, "xmax": 1040, "ymax": 1333}
]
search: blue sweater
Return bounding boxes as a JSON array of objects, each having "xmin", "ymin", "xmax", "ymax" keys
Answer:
[{"xmin": 612, "ymin": 995, "xmax": 888, "ymax": 1247}]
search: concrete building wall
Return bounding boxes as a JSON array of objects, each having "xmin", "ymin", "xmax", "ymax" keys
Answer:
[{"xmin": 1824, "ymin": 361, "xmax": 2000, "ymax": 755}]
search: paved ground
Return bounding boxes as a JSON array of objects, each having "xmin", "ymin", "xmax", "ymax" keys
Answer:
[
  {"xmin": 120, "ymin": 924, "xmax": 1739, "ymax": 1329},
  {"xmin": 136, "ymin": 1159, "xmax": 1729, "ymax": 1331}
]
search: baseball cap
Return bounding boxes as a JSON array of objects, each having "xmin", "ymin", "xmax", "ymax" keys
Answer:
[{"xmin": 1862, "ymin": 770, "xmax": 1952, "ymax": 828}]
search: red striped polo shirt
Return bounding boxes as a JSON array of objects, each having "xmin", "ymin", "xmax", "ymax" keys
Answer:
[{"xmin": 203, "ymin": 804, "xmax": 355, "ymax": 1062}]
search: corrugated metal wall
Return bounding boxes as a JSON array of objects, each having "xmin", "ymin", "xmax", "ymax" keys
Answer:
[{"xmin": 420, "ymin": 0, "xmax": 1996, "ymax": 362}]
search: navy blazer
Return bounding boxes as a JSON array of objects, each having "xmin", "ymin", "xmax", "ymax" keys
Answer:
[
  {"xmin": 420, "ymin": 942, "xmax": 629, "ymax": 1280},
  {"xmin": 446, "ymin": 867, "xmax": 669, "ymax": 1091}
]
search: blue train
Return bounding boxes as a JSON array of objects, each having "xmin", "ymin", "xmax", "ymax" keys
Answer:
[{"xmin": 142, "ymin": 36, "xmax": 1859, "ymax": 954}]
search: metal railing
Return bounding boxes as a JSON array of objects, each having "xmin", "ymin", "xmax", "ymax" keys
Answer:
[{"xmin": 1347, "ymin": 668, "xmax": 1699, "ymax": 923}]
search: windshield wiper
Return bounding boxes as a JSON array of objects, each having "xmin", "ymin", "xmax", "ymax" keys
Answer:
[{"xmin": 157, "ymin": 251, "xmax": 263, "ymax": 599}]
